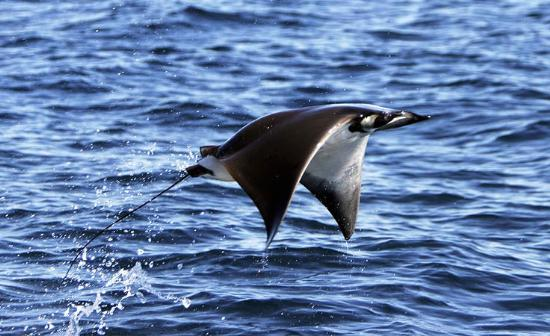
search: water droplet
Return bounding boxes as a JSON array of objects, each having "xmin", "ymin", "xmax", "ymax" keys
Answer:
[{"xmin": 181, "ymin": 298, "xmax": 191, "ymax": 308}]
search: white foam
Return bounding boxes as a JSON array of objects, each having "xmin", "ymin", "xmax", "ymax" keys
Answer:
[{"xmin": 61, "ymin": 262, "xmax": 191, "ymax": 336}]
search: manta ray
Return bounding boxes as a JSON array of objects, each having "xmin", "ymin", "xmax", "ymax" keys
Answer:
[{"xmin": 64, "ymin": 103, "xmax": 430, "ymax": 280}]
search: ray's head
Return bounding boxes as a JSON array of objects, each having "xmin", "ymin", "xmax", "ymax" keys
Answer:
[{"xmin": 348, "ymin": 106, "xmax": 431, "ymax": 133}]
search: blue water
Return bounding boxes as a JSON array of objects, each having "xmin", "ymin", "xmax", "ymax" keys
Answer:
[{"xmin": 1, "ymin": 0, "xmax": 549, "ymax": 335}]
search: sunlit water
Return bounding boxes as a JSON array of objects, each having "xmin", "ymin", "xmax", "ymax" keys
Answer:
[{"xmin": 1, "ymin": 0, "xmax": 549, "ymax": 335}]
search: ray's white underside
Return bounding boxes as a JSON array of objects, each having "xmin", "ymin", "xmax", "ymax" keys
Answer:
[{"xmin": 305, "ymin": 124, "xmax": 370, "ymax": 184}]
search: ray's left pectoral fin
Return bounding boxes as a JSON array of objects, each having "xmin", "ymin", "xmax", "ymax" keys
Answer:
[{"xmin": 223, "ymin": 152, "xmax": 311, "ymax": 247}]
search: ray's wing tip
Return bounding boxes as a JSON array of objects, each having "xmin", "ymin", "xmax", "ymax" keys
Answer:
[
  {"xmin": 341, "ymin": 228, "xmax": 354, "ymax": 240},
  {"xmin": 265, "ymin": 230, "xmax": 277, "ymax": 249}
]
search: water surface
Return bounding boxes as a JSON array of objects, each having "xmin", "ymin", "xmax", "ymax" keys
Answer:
[{"xmin": 1, "ymin": 0, "xmax": 549, "ymax": 335}]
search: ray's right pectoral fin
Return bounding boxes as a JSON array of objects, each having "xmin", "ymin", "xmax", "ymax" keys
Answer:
[
  {"xmin": 300, "ymin": 138, "xmax": 369, "ymax": 240},
  {"xmin": 301, "ymin": 172, "xmax": 362, "ymax": 240}
]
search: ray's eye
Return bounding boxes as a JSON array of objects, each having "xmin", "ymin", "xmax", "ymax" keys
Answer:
[
  {"xmin": 348, "ymin": 117, "xmax": 365, "ymax": 133},
  {"xmin": 373, "ymin": 114, "xmax": 390, "ymax": 128}
]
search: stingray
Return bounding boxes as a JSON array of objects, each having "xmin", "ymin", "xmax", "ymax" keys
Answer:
[{"xmin": 63, "ymin": 103, "xmax": 430, "ymax": 280}]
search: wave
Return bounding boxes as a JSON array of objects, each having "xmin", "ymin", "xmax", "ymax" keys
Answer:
[
  {"xmin": 1, "ymin": 35, "xmax": 51, "ymax": 48},
  {"xmin": 495, "ymin": 119, "xmax": 550, "ymax": 143},
  {"xmin": 68, "ymin": 140, "xmax": 128, "ymax": 151},
  {"xmin": 369, "ymin": 29, "xmax": 426, "ymax": 41},
  {"xmin": 143, "ymin": 101, "xmax": 217, "ymax": 116},
  {"xmin": 40, "ymin": 79, "xmax": 112, "ymax": 94},
  {"xmin": 183, "ymin": 5, "xmax": 263, "ymax": 25}
]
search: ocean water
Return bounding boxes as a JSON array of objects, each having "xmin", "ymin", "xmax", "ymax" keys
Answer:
[{"xmin": 1, "ymin": 0, "xmax": 549, "ymax": 335}]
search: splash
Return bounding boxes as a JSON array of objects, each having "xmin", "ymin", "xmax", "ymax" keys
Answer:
[{"xmin": 62, "ymin": 263, "xmax": 191, "ymax": 336}]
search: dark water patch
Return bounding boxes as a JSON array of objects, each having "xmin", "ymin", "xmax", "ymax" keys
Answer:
[
  {"xmin": 461, "ymin": 212, "xmax": 540, "ymax": 229},
  {"xmin": 442, "ymin": 168, "xmax": 515, "ymax": 181},
  {"xmin": 371, "ymin": 302, "xmax": 416, "ymax": 317},
  {"xmin": 395, "ymin": 192, "xmax": 469, "ymax": 205},
  {"xmin": 91, "ymin": 64, "xmax": 141, "ymax": 76},
  {"xmin": 263, "ymin": 74, "xmax": 289, "ymax": 81},
  {"xmin": 142, "ymin": 20, "xmax": 193, "ymax": 31},
  {"xmin": 103, "ymin": 323, "xmax": 238, "ymax": 336},
  {"xmin": 145, "ymin": 57, "xmax": 176, "ymax": 67},
  {"xmin": 468, "ymin": 124, "xmax": 512, "ymax": 137},
  {"xmin": 511, "ymin": 88, "xmax": 550, "ymax": 100},
  {"xmin": 150, "ymin": 46, "xmax": 180, "ymax": 55},
  {"xmin": 334, "ymin": 63, "xmax": 380, "ymax": 72},
  {"xmin": 496, "ymin": 58, "xmax": 544, "ymax": 72},
  {"xmin": 368, "ymin": 239, "xmax": 447, "ymax": 252},
  {"xmin": 477, "ymin": 319, "xmax": 550, "ymax": 332},
  {"xmin": 269, "ymin": 50, "xmax": 296, "ymax": 59},
  {"xmin": 223, "ymin": 297, "xmax": 361, "ymax": 323},
  {"xmin": 2, "ymin": 84, "xmax": 33, "ymax": 92},
  {"xmin": 369, "ymin": 29, "xmax": 426, "ymax": 41},
  {"xmin": 143, "ymin": 101, "xmax": 217, "ymax": 116},
  {"xmin": 68, "ymin": 140, "xmax": 128, "ymax": 151},
  {"xmin": 208, "ymin": 45, "xmax": 233, "ymax": 53},
  {"xmin": 277, "ymin": 18, "xmax": 305, "ymax": 27},
  {"xmin": 39, "ymin": 79, "xmax": 112, "ymax": 94},
  {"xmin": 407, "ymin": 17, "xmax": 444, "ymax": 28},
  {"xmin": 526, "ymin": 10, "xmax": 544, "ymax": 19},
  {"xmin": 435, "ymin": 77, "xmax": 504, "ymax": 89},
  {"xmin": 412, "ymin": 294, "xmax": 450, "ymax": 307},
  {"xmin": 1, "ymin": 35, "xmax": 51, "ymax": 48},
  {"xmin": 425, "ymin": 50, "xmax": 482, "ymax": 61},
  {"xmin": 495, "ymin": 119, "xmax": 550, "ymax": 143},
  {"xmin": 386, "ymin": 79, "xmax": 424, "ymax": 89},
  {"xmin": 1, "ymin": 208, "xmax": 38, "ymax": 219},
  {"xmin": 286, "ymin": 217, "xmax": 337, "ymax": 233},
  {"xmin": 99, "ymin": 127, "xmax": 128, "ymax": 135},
  {"xmin": 60, "ymin": 20, "xmax": 109, "ymax": 32},
  {"xmin": 97, "ymin": 171, "xmax": 158, "ymax": 185},
  {"xmin": 359, "ymin": 48, "xmax": 396, "ymax": 58},
  {"xmin": 197, "ymin": 60, "xmax": 227, "ymax": 69},
  {"xmin": 495, "ymin": 295, "xmax": 550, "ymax": 311},
  {"xmin": 0, "ymin": 149, "xmax": 25, "ymax": 159},
  {"xmin": 183, "ymin": 5, "xmax": 263, "ymax": 25},
  {"xmin": 17, "ymin": 249, "xmax": 58, "ymax": 259},
  {"xmin": 502, "ymin": 202, "xmax": 550, "ymax": 213},
  {"xmin": 295, "ymin": 86, "xmax": 332, "ymax": 95},
  {"xmin": 0, "ymin": 112, "xmax": 25, "ymax": 121},
  {"xmin": 46, "ymin": 104, "xmax": 75, "ymax": 113},
  {"xmin": 290, "ymin": 98, "xmax": 335, "ymax": 108},
  {"xmin": 422, "ymin": 268, "xmax": 514, "ymax": 294},
  {"xmin": 126, "ymin": 229, "xmax": 196, "ymax": 246}
]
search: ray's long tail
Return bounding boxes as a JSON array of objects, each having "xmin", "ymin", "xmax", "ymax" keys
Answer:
[{"xmin": 62, "ymin": 165, "xmax": 209, "ymax": 284}]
